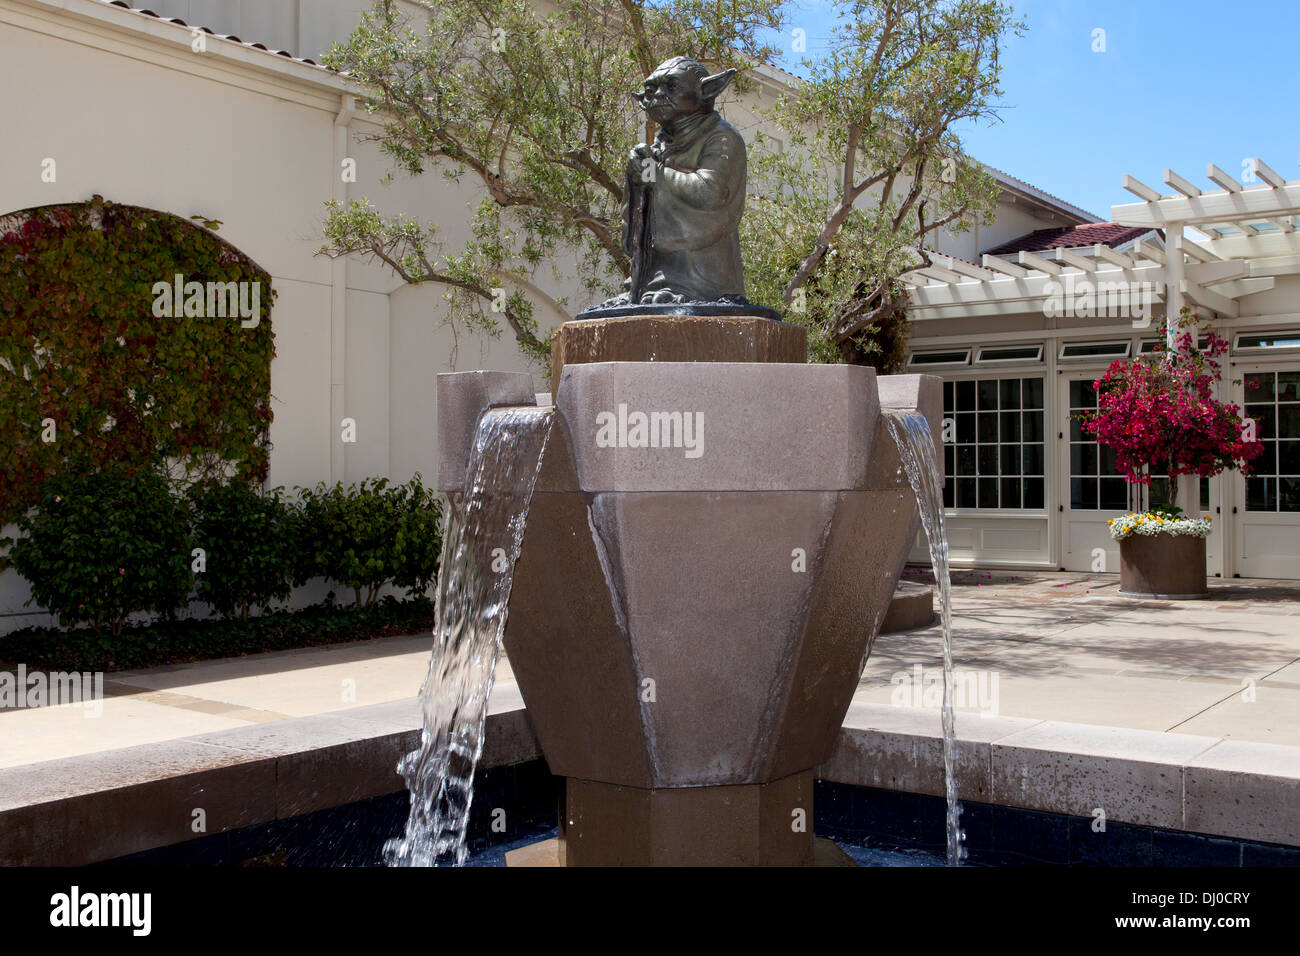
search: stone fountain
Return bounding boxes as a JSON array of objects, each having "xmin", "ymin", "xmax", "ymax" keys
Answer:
[{"xmin": 431, "ymin": 56, "xmax": 941, "ymax": 866}]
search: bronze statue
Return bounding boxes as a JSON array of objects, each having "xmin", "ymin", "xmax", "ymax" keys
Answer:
[{"xmin": 585, "ymin": 56, "xmax": 777, "ymax": 318}]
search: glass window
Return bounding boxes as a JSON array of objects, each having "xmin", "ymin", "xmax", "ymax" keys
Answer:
[
  {"xmin": 1243, "ymin": 370, "xmax": 1300, "ymax": 512},
  {"xmin": 1060, "ymin": 341, "xmax": 1130, "ymax": 360},
  {"xmin": 1068, "ymin": 376, "xmax": 1131, "ymax": 511},
  {"xmin": 1236, "ymin": 332, "xmax": 1300, "ymax": 351},
  {"xmin": 909, "ymin": 350, "xmax": 971, "ymax": 367},
  {"xmin": 977, "ymin": 345, "xmax": 1043, "ymax": 363},
  {"xmin": 942, "ymin": 375, "xmax": 1046, "ymax": 510}
]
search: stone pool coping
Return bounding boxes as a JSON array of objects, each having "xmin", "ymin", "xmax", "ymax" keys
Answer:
[{"xmin": 1, "ymin": 690, "xmax": 1295, "ymax": 865}]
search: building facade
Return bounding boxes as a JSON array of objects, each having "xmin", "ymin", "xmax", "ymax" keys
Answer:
[{"xmin": 6, "ymin": 0, "xmax": 1291, "ymax": 635}]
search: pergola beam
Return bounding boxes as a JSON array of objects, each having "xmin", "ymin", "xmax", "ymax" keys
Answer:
[
  {"xmin": 933, "ymin": 254, "xmax": 997, "ymax": 282},
  {"xmin": 1132, "ymin": 238, "xmax": 1166, "ymax": 265},
  {"xmin": 907, "ymin": 261, "xmax": 1166, "ymax": 310},
  {"xmin": 918, "ymin": 265, "xmax": 964, "ymax": 284},
  {"xmin": 1251, "ymin": 157, "xmax": 1287, "ymax": 188},
  {"xmin": 1055, "ymin": 248, "xmax": 1097, "ymax": 272},
  {"xmin": 1112, "ymin": 180, "xmax": 1300, "ymax": 227},
  {"xmin": 1164, "ymin": 169, "xmax": 1201, "ymax": 198},
  {"xmin": 1199, "ymin": 230, "xmax": 1300, "ymax": 259},
  {"xmin": 1211, "ymin": 276, "xmax": 1275, "ymax": 299},
  {"xmin": 1123, "ymin": 174, "xmax": 1164, "ymax": 202},
  {"xmin": 1180, "ymin": 278, "xmax": 1239, "ymax": 318},
  {"xmin": 1179, "ymin": 240, "xmax": 1219, "ymax": 263},
  {"xmin": 1018, "ymin": 250, "xmax": 1062, "ymax": 274},
  {"xmin": 1093, "ymin": 243, "xmax": 1134, "ymax": 268},
  {"xmin": 1185, "ymin": 260, "xmax": 1248, "ymax": 286},
  {"xmin": 1207, "ymin": 163, "xmax": 1242, "ymax": 193},
  {"xmin": 982, "ymin": 254, "xmax": 1027, "ymax": 278}
]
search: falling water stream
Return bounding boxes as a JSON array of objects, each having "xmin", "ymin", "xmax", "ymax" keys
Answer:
[
  {"xmin": 385, "ymin": 405, "xmax": 554, "ymax": 866},
  {"xmin": 884, "ymin": 410, "xmax": 965, "ymax": 866}
]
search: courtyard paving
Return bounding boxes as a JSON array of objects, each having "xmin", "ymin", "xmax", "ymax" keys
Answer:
[
  {"xmin": 859, "ymin": 569, "xmax": 1300, "ymax": 746},
  {"xmin": 1, "ymin": 570, "xmax": 1297, "ymax": 770}
]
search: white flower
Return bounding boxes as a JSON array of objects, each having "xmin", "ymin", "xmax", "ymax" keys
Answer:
[{"xmin": 1108, "ymin": 511, "xmax": 1212, "ymax": 541}]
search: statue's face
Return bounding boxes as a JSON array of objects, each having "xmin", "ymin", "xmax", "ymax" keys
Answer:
[{"xmin": 638, "ymin": 64, "xmax": 704, "ymax": 125}]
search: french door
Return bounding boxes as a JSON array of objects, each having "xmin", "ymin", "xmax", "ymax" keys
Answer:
[
  {"xmin": 1233, "ymin": 366, "xmax": 1300, "ymax": 578},
  {"xmin": 1058, "ymin": 374, "xmax": 1222, "ymax": 574}
]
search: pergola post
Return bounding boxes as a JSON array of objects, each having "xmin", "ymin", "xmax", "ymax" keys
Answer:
[{"xmin": 1165, "ymin": 226, "xmax": 1201, "ymax": 516}]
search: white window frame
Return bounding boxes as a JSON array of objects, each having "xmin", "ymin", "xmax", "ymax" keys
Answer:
[
  {"xmin": 908, "ymin": 348, "xmax": 972, "ymax": 368},
  {"xmin": 1058, "ymin": 340, "xmax": 1131, "ymax": 361},
  {"xmin": 975, "ymin": 344, "xmax": 1044, "ymax": 365}
]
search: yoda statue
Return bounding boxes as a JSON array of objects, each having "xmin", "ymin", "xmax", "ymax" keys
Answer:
[{"xmin": 588, "ymin": 56, "xmax": 773, "ymax": 316}]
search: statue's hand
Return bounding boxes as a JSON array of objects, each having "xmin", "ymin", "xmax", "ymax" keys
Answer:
[{"xmin": 627, "ymin": 143, "xmax": 656, "ymax": 184}]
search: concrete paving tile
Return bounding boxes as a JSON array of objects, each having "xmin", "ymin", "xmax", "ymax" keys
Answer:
[
  {"xmin": 110, "ymin": 651, "xmax": 433, "ymax": 717},
  {"xmin": 0, "ymin": 697, "xmax": 251, "ymax": 769},
  {"xmin": 223, "ymin": 708, "xmax": 292, "ymax": 723},
  {"xmin": 1262, "ymin": 659, "xmax": 1300, "ymax": 683},
  {"xmin": 1170, "ymin": 685, "xmax": 1300, "ymax": 747},
  {"xmin": 851, "ymin": 669, "xmax": 1235, "ymax": 732}
]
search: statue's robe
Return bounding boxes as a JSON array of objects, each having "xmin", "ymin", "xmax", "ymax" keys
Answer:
[{"xmin": 636, "ymin": 110, "xmax": 747, "ymax": 302}]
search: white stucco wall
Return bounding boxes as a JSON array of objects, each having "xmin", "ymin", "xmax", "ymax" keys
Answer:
[{"xmin": 0, "ymin": 0, "xmax": 553, "ymax": 630}]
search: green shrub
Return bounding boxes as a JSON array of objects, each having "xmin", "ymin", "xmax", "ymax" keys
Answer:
[
  {"xmin": 294, "ymin": 476, "xmax": 442, "ymax": 608},
  {"xmin": 3, "ymin": 470, "xmax": 192, "ymax": 635},
  {"xmin": 188, "ymin": 480, "xmax": 295, "ymax": 620},
  {"xmin": 0, "ymin": 596, "xmax": 435, "ymax": 672}
]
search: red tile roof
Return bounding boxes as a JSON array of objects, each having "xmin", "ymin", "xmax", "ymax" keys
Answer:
[{"xmin": 984, "ymin": 223, "xmax": 1157, "ymax": 257}]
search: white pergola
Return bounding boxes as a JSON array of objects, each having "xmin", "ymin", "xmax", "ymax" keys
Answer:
[
  {"xmin": 1111, "ymin": 157, "xmax": 1300, "ymax": 328},
  {"xmin": 905, "ymin": 156, "xmax": 1300, "ymax": 324},
  {"xmin": 905, "ymin": 155, "xmax": 1300, "ymax": 515}
]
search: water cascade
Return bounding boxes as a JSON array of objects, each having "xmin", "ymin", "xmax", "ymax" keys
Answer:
[
  {"xmin": 385, "ymin": 405, "xmax": 554, "ymax": 866},
  {"xmin": 884, "ymin": 409, "xmax": 965, "ymax": 866}
]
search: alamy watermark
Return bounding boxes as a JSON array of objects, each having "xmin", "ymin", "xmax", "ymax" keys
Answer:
[
  {"xmin": 889, "ymin": 664, "xmax": 1000, "ymax": 716},
  {"xmin": 0, "ymin": 664, "xmax": 104, "ymax": 717},
  {"xmin": 595, "ymin": 404, "xmax": 704, "ymax": 459},
  {"xmin": 50, "ymin": 886, "xmax": 150, "ymax": 936},
  {"xmin": 151, "ymin": 273, "xmax": 262, "ymax": 328},
  {"xmin": 1042, "ymin": 273, "xmax": 1159, "ymax": 326}
]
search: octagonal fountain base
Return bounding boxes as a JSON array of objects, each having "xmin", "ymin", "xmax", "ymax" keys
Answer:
[{"xmin": 437, "ymin": 314, "xmax": 942, "ymax": 866}]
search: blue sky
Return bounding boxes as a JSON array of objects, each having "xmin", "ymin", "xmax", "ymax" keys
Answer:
[{"xmin": 764, "ymin": 0, "xmax": 1299, "ymax": 221}]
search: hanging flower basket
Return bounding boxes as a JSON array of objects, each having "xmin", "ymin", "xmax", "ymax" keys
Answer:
[{"xmin": 1109, "ymin": 511, "xmax": 1210, "ymax": 599}]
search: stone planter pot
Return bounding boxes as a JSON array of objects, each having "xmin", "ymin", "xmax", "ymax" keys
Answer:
[{"xmin": 1118, "ymin": 532, "xmax": 1208, "ymax": 599}]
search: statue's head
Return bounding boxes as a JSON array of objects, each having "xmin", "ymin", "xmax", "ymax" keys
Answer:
[{"xmin": 632, "ymin": 57, "xmax": 737, "ymax": 126}]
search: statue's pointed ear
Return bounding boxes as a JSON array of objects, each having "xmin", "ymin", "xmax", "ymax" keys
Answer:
[{"xmin": 700, "ymin": 68, "xmax": 737, "ymax": 101}]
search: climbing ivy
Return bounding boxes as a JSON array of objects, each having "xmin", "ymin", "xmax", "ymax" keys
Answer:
[{"xmin": 0, "ymin": 196, "xmax": 276, "ymax": 524}]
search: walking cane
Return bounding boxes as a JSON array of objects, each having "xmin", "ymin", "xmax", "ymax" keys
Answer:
[{"xmin": 626, "ymin": 174, "xmax": 653, "ymax": 305}]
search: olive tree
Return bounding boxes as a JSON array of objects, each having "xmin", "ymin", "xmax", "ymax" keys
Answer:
[{"xmin": 320, "ymin": 0, "xmax": 1021, "ymax": 372}]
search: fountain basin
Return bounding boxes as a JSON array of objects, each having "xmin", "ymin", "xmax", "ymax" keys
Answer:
[{"xmin": 438, "ymin": 360, "xmax": 939, "ymax": 864}]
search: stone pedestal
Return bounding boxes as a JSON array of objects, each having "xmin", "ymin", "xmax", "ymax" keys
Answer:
[
  {"xmin": 559, "ymin": 772, "xmax": 814, "ymax": 866},
  {"xmin": 437, "ymin": 315, "xmax": 943, "ymax": 867},
  {"xmin": 550, "ymin": 313, "xmax": 806, "ymax": 388},
  {"xmin": 1119, "ymin": 534, "xmax": 1209, "ymax": 599}
]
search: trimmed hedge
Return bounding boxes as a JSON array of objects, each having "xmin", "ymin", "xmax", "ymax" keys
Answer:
[
  {"xmin": 188, "ymin": 480, "xmax": 295, "ymax": 620},
  {"xmin": 0, "ymin": 472, "xmax": 443, "ymax": 632},
  {"xmin": 0, "ymin": 596, "xmax": 435, "ymax": 672},
  {"xmin": 296, "ymin": 477, "xmax": 443, "ymax": 608},
  {"xmin": 3, "ymin": 470, "xmax": 192, "ymax": 635}
]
